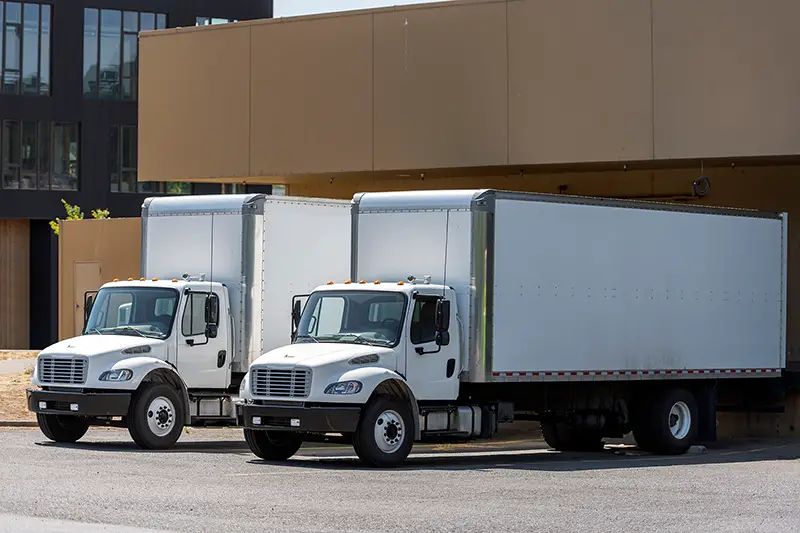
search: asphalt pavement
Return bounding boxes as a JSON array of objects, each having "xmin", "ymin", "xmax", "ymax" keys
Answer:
[{"xmin": 0, "ymin": 428, "xmax": 798, "ymax": 533}]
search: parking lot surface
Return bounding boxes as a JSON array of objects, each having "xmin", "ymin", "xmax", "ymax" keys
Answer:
[{"xmin": 0, "ymin": 428, "xmax": 798, "ymax": 533}]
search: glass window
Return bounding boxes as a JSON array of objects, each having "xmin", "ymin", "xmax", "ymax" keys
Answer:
[
  {"xmin": 52, "ymin": 123, "xmax": 78, "ymax": 191},
  {"xmin": 410, "ymin": 298, "xmax": 438, "ymax": 345},
  {"xmin": 39, "ymin": 4, "xmax": 49, "ymax": 95},
  {"xmin": 2, "ymin": 119, "xmax": 20, "ymax": 189},
  {"xmin": 108, "ymin": 126, "xmax": 118, "ymax": 192},
  {"xmin": 21, "ymin": 3, "xmax": 36, "ymax": 94},
  {"xmin": 98, "ymin": 9, "xmax": 121, "ymax": 99},
  {"xmin": 0, "ymin": 2, "xmax": 50, "ymax": 95},
  {"xmin": 140, "ymin": 13, "xmax": 154, "ymax": 32},
  {"xmin": 85, "ymin": 287, "xmax": 178, "ymax": 339},
  {"xmin": 121, "ymin": 125, "xmax": 136, "ymax": 192},
  {"xmin": 182, "ymin": 293, "xmax": 216, "ymax": 337},
  {"xmin": 37, "ymin": 120, "xmax": 48, "ymax": 188},
  {"xmin": 83, "ymin": 8, "xmax": 98, "ymax": 97},
  {"xmin": 20, "ymin": 120, "xmax": 35, "ymax": 189},
  {"xmin": 85, "ymin": 9, "xmax": 165, "ymax": 100},
  {"xmin": 296, "ymin": 291, "xmax": 406, "ymax": 346}
]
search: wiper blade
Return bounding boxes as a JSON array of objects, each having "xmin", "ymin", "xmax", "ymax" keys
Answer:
[
  {"xmin": 334, "ymin": 334, "xmax": 378, "ymax": 346},
  {"xmin": 112, "ymin": 326, "xmax": 147, "ymax": 338},
  {"xmin": 86, "ymin": 327, "xmax": 103, "ymax": 335},
  {"xmin": 294, "ymin": 335, "xmax": 320, "ymax": 343}
]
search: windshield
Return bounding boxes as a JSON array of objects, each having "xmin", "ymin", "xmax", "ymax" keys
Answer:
[
  {"xmin": 295, "ymin": 290, "xmax": 407, "ymax": 346},
  {"xmin": 85, "ymin": 287, "xmax": 179, "ymax": 340}
]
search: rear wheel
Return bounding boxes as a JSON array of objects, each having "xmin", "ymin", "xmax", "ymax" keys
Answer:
[
  {"xmin": 37, "ymin": 414, "xmax": 90, "ymax": 443},
  {"xmin": 353, "ymin": 395, "xmax": 414, "ymax": 468},
  {"xmin": 541, "ymin": 421, "xmax": 605, "ymax": 452},
  {"xmin": 127, "ymin": 382, "xmax": 185, "ymax": 450},
  {"xmin": 243, "ymin": 429, "xmax": 303, "ymax": 460},
  {"xmin": 633, "ymin": 388, "xmax": 697, "ymax": 455}
]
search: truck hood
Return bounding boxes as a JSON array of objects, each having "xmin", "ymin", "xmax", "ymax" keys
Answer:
[
  {"xmin": 252, "ymin": 342, "xmax": 396, "ymax": 370},
  {"xmin": 39, "ymin": 334, "xmax": 166, "ymax": 359}
]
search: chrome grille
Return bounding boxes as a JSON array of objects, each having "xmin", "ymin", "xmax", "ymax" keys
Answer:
[
  {"xmin": 251, "ymin": 368, "xmax": 311, "ymax": 398},
  {"xmin": 38, "ymin": 357, "xmax": 87, "ymax": 385}
]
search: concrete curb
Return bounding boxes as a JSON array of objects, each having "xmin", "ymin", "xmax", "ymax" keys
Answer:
[{"xmin": 0, "ymin": 421, "xmax": 37, "ymax": 427}]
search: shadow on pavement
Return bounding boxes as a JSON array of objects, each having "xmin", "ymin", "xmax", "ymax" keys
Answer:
[{"xmin": 247, "ymin": 438, "xmax": 800, "ymax": 472}]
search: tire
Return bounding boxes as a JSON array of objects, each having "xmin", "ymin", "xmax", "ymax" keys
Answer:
[
  {"xmin": 243, "ymin": 429, "xmax": 303, "ymax": 461},
  {"xmin": 633, "ymin": 388, "xmax": 697, "ymax": 455},
  {"xmin": 541, "ymin": 421, "xmax": 604, "ymax": 452},
  {"xmin": 127, "ymin": 382, "xmax": 185, "ymax": 450},
  {"xmin": 353, "ymin": 395, "xmax": 414, "ymax": 468},
  {"xmin": 37, "ymin": 414, "xmax": 90, "ymax": 443}
]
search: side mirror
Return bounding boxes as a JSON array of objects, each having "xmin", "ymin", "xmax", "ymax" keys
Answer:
[
  {"xmin": 435, "ymin": 331, "xmax": 450, "ymax": 347},
  {"xmin": 292, "ymin": 299, "xmax": 302, "ymax": 329},
  {"xmin": 83, "ymin": 291, "xmax": 98, "ymax": 330},
  {"xmin": 205, "ymin": 295, "xmax": 219, "ymax": 325},
  {"xmin": 205, "ymin": 323, "xmax": 218, "ymax": 339},
  {"xmin": 435, "ymin": 300, "xmax": 450, "ymax": 332}
]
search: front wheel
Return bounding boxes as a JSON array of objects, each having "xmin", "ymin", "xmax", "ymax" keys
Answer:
[
  {"xmin": 37, "ymin": 414, "xmax": 90, "ymax": 443},
  {"xmin": 243, "ymin": 429, "xmax": 303, "ymax": 460},
  {"xmin": 127, "ymin": 383, "xmax": 185, "ymax": 450},
  {"xmin": 353, "ymin": 396, "xmax": 414, "ymax": 468}
]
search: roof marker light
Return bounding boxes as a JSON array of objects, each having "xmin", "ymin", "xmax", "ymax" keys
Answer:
[
  {"xmin": 128, "ymin": 277, "xmax": 134, "ymax": 281},
  {"xmin": 152, "ymin": 278, "xmax": 159, "ymax": 281},
  {"xmin": 327, "ymin": 281, "xmax": 334, "ymax": 285},
  {"xmin": 140, "ymin": 278, "xmax": 146, "ymax": 281},
  {"xmin": 374, "ymin": 280, "xmax": 381, "ymax": 284},
  {"xmin": 344, "ymin": 280, "xmax": 352, "ymax": 284},
  {"xmin": 172, "ymin": 279, "xmax": 178, "ymax": 282},
  {"xmin": 397, "ymin": 281, "xmax": 404, "ymax": 285},
  {"xmin": 112, "ymin": 278, "xmax": 119, "ymax": 282},
  {"xmin": 359, "ymin": 280, "xmax": 366, "ymax": 284}
]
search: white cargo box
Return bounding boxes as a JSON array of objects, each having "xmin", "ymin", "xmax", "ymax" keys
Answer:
[
  {"xmin": 142, "ymin": 194, "xmax": 351, "ymax": 372},
  {"xmin": 352, "ymin": 190, "xmax": 787, "ymax": 383}
]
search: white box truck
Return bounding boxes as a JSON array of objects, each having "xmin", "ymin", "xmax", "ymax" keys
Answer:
[
  {"xmin": 236, "ymin": 189, "xmax": 789, "ymax": 467},
  {"xmin": 27, "ymin": 194, "xmax": 351, "ymax": 449}
]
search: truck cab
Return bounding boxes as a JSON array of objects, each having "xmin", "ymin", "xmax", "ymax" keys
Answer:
[
  {"xmin": 237, "ymin": 278, "xmax": 468, "ymax": 466},
  {"xmin": 27, "ymin": 277, "xmax": 232, "ymax": 448}
]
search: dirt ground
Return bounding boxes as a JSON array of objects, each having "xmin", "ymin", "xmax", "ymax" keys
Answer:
[
  {"xmin": 0, "ymin": 373, "xmax": 34, "ymax": 421},
  {"xmin": 0, "ymin": 351, "xmax": 38, "ymax": 361}
]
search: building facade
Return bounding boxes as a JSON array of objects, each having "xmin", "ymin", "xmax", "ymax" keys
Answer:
[{"xmin": 0, "ymin": 0, "xmax": 273, "ymax": 349}]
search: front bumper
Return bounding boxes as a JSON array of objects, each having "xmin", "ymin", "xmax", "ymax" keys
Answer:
[
  {"xmin": 27, "ymin": 388, "xmax": 132, "ymax": 417},
  {"xmin": 236, "ymin": 402, "xmax": 361, "ymax": 433}
]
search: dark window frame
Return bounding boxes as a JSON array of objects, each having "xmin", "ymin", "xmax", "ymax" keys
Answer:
[
  {"xmin": 84, "ymin": 7, "xmax": 166, "ymax": 100},
  {"xmin": 0, "ymin": 1, "xmax": 50, "ymax": 96},
  {"xmin": 0, "ymin": 119, "xmax": 79, "ymax": 191}
]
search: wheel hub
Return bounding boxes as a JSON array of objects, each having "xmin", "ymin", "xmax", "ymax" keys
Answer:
[
  {"xmin": 668, "ymin": 400, "xmax": 691, "ymax": 440},
  {"xmin": 146, "ymin": 396, "xmax": 176, "ymax": 437},
  {"xmin": 374, "ymin": 410, "xmax": 405, "ymax": 454}
]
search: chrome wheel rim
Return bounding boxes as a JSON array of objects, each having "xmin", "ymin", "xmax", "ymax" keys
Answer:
[
  {"xmin": 374, "ymin": 409, "xmax": 405, "ymax": 454},
  {"xmin": 669, "ymin": 401, "xmax": 691, "ymax": 440},
  {"xmin": 146, "ymin": 396, "xmax": 175, "ymax": 437}
]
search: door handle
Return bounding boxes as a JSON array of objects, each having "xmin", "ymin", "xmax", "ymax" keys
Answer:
[{"xmin": 217, "ymin": 350, "xmax": 226, "ymax": 368}]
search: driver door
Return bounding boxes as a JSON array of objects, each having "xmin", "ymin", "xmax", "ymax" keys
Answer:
[
  {"xmin": 404, "ymin": 294, "xmax": 459, "ymax": 400},
  {"xmin": 177, "ymin": 291, "xmax": 229, "ymax": 389}
]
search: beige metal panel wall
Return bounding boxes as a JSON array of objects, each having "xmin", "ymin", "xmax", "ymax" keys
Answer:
[
  {"xmin": 373, "ymin": 2, "xmax": 508, "ymax": 170},
  {"xmin": 58, "ymin": 219, "xmax": 142, "ymax": 340},
  {"xmin": 0, "ymin": 220, "xmax": 29, "ymax": 349},
  {"xmin": 508, "ymin": 0, "xmax": 653, "ymax": 164},
  {"xmin": 138, "ymin": 26, "xmax": 252, "ymax": 182},
  {"xmin": 653, "ymin": 0, "xmax": 800, "ymax": 159},
  {"xmin": 249, "ymin": 15, "xmax": 374, "ymax": 175}
]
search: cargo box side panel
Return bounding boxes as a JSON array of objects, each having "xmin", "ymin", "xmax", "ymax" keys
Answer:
[
  {"xmin": 491, "ymin": 198, "xmax": 784, "ymax": 377},
  {"xmin": 144, "ymin": 212, "xmax": 245, "ymax": 361},
  {"xmin": 259, "ymin": 200, "xmax": 351, "ymax": 361},
  {"xmin": 355, "ymin": 209, "xmax": 472, "ymax": 364}
]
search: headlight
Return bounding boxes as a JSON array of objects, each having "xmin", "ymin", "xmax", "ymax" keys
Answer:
[
  {"xmin": 324, "ymin": 381, "xmax": 362, "ymax": 395},
  {"xmin": 99, "ymin": 369, "xmax": 133, "ymax": 381}
]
